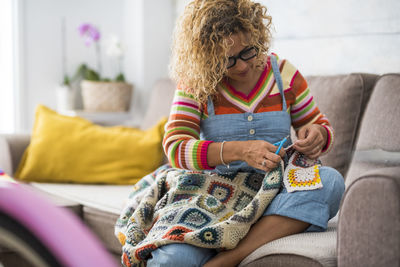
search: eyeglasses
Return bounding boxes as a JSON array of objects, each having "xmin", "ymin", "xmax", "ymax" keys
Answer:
[{"xmin": 227, "ymin": 47, "xmax": 258, "ymax": 69}]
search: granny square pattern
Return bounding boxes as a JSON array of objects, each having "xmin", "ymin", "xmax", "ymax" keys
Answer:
[
  {"xmin": 283, "ymin": 151, "xmax": 323, "ymax": 193},
  {"xmin": 207, "ymin": 181, "xmax": 235, "ymax": 204},
  {"xmin": 115, "ymin": 151, "xmax": 323, "ymax": 266}
]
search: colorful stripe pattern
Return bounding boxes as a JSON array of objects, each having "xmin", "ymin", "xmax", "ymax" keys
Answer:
[
  {"xmin": 219, "ymin": 62, "xmax": 274, "ymax": 113},
  {"xmin": 163, "ymin": 89, "xmax": 213, "ymax": 170},
  {"xmin": 163, "ymin": 55, "xmax": 334, "ymax": 170}
]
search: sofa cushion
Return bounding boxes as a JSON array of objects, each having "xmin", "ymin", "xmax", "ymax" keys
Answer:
[
  {"xmin": 29, "ymin": 183, "xmax": 132, "ymax": 255},
  {"xmin": 30, "ymin": 183, "xmax": 132, "ymax": 215},
  {"xmin": 306, "ymin": 74, "xmax": 378, "ymax": 177},
  {"xmin": 0, "ymin": 137, "xmax": 12, "ymax": 175},
  {"xmin": 338, "ymin": 167, "xmax": 400, "ymax": 267},
  {"xmin": 83, "ymin": 207, "xmax": 121, "ymax": 255},
  {"xmin": 346, "ymin": 74, "xmax": 400, "ymax": 185},
  {"xmin": 2, "ymin": 134, "xmax": 30, "ymax": 175},
  {"xmin": 140, "ymin": 78, "xmax": 176, "ymax": 130},
  {"xmin": 16, "ymin": 105, "xmax": 167, "ymax": 184},
  {"xmin": 244, "ymin": 254, "xmax": 322, "ymax": 267},
  {"xmin": 29, "ymin": 183, "xmax": 131, "ymax": 256},
  {"xmin": 140, "ymin": 78, "xmax": 176, "ymax": 164},
  {"xmin": 29, "ymin": 186, "xmax": 83, "ymax": 217},
  {"xmin": 240, "ymin": 218, "xmax": 338, "ymax": 267},
  {"xmin": 352, "ymin": 74, "xmax": 400, "ymax": 151}
]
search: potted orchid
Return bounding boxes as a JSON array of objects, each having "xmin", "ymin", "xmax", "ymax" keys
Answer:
[{"xmin": 70, "ymin": 23, "xmax": 133, "ymax": 112}]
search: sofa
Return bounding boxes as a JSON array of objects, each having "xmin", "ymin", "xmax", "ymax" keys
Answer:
[{"xmin": 0, "ymin": 73, "xmax": 399, "ymax": 267}]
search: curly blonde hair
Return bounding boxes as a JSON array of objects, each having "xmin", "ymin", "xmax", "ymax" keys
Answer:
[{"xmin": 169, "ymin": 0, "xmax": 273, "ymax": 102}]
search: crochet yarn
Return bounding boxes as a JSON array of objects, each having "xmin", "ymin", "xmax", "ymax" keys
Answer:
[
  {"xmin": 115, "ymin": 151, "xmax": 322, "ymax": 266},
  {"xmin": 283, "ymin": 150, "xmax": 323, "ymax": 193},
  {"xmin": 115, "ymin": 165, "xmax": 283, "ymax": 266}
]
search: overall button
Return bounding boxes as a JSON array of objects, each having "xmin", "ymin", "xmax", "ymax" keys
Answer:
[
  {"xmin": 247, "ymin": 115, "xmax": 253, "ymax": 121},
  {"xmin": 249, "ymin": 129, "xmax": 255, "ymax": 135}
]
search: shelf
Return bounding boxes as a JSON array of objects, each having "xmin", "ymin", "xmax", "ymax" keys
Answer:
[{"xmin": 60, "ymin": 110, "xmax": 138, "ymax": 127}]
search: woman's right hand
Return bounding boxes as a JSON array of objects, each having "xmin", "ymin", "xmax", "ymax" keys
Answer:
[
  {"xmin": 238, "ymin": 140, "xmax": 285, "ymax": 172},
  {"xmin": 208, "ymin": 140, "xmax": 285, "ymax": 172}
]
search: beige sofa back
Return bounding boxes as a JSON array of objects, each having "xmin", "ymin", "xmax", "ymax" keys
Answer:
[
  {"xmin": 3, "ymin": 73, "xmax": 382, "ymax": 179},
  {"xmin": 3, "ymin": 134, "xmax": 30, "ymax": 174},
  {"xmin": 346, "ymin": 73, "xmax": 400, "ymax": 185},
  {"xmin": 140, "ymin": 78, "xmax": 176, "ymax": 130},
  {"xmin": 139, "ymin": 74, "xmax": 379, "ymax": 178},
  {"xmin": 307, "ymin": 74, "xmax": 378, "ymax": 177},
  {"xmin": 338, "ymin": 73, "xmax": 400, "ymax": 266}
]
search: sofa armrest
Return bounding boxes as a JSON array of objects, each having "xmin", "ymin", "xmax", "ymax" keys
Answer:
[
  {"xmin": 0, "ymin": 134, "xmax": 30, "ymax": 175},
  {"xmin": 0, "ymin": 136, "xmax": 12, "ymax": 174},
  {"xmin": 338, "ymin": 167, "xmax": 400, "ymax": 267}
]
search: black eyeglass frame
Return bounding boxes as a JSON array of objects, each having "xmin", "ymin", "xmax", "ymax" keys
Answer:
[{"xmin": 226, "ymin": 46, "xmax": 258, "ymax": 69}]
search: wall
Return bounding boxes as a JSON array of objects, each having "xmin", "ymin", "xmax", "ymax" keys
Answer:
[
  {"xmin": 17, "ymin": 0, "xmax": 400, "ymax": 132},
  {"xmin": 0, "ymin": 0, "xmax": 16, "ymax": 133},
  {"xmin": 176, "ymin": 0, "xmax": 400, "ymax": 76},
  {"xmin": 123, "ymin": 0, "xmax": 175, "ymax": 124},
  {"xmin": 20, "ymin": 0, "xmax": 125, "ymax": 132},
  {"xmin": 19, "ymin": 0, "xmax": 175, "ymax": 132},
  {"xmin": 262, "ymin": 0, "xmax": 400, "ymax": 75}
]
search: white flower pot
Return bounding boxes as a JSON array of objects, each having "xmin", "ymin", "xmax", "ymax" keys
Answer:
[{"xmin": 56, "ymin": 85, "xmax": 74, "ymax": 112}]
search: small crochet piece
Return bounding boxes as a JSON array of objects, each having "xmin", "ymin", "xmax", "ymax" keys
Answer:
[{"xmin": 283, "ymin": 150, "xmax": 323, "ymax": 193}]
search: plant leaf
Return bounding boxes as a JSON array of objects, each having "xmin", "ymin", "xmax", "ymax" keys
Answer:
[
  {"xmin": 115, "ymin": 73, "xmax": 125, "ymax": 82},
  {"xmin": 85, "ymin": 68, "xmax": 100, "ymax": 81}
]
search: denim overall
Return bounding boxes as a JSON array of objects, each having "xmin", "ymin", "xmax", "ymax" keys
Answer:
[
  {"xmin": 147, "ymin": 56, "xmax": 345, "ymax": 267},
  {"xmin": 200, "ymin": 55, "xmax": 291, "ymax": 174}
]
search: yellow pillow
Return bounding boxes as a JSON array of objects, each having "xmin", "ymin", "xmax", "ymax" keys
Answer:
[{"xmin": 15, "ymin": 105, "xmax": 167, "ymax": 184}]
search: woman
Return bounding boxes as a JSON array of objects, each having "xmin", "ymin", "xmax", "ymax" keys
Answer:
[{"xmin": 115, "ymin": 0, "xmax": 345, "ymax": 266}]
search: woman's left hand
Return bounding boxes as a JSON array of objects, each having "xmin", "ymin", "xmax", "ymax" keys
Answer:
[{"xmin": 293, "ymin": 124, "xmax": 327, "ymax": 159}]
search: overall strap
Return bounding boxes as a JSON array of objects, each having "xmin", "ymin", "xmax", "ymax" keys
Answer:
[
  {"xmin": 207, "ymin": 96, "xmax": 216, "ymax": 116},
  {"xmin": 270, "ymin": 55, "xmax": 287, "ymax": 111}
]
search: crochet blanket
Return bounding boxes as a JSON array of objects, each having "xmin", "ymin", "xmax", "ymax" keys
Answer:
[{"xmin": 115, "ymin": 150, "xmax": 321, "ymax": 266}]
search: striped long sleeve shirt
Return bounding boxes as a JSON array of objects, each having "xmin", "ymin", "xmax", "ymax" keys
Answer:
[{"xmin": 163, "ymin": 55, "xmax": 334, "ymax": 170}]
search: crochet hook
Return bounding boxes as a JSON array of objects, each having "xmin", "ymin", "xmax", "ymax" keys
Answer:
[{"xmin": 274, "ymin": 135, "xmax": 289, "ymax": 155}]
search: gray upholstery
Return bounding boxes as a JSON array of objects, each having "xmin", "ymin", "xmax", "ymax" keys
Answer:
[
  {"xmin": 346, "ymin": 74, "xmax": 400, "ymax": 185},
  {"xmin": 306, "ymin": 74, "xmax": 378, "ymax": 177},
  {"xmin": 82, "ymin": 207, "xmax": 120, "ymax": 254},
  {"xmin": 352, "ymin": 74, "xmax": 400, "ymax": 151},
  {"xmin": 247, "ymin": 254, "xmax": 322, "ymax": 267},
  {"xmin": 0, "ymin": 136, "xmax": 12, "ymax": 175},
  {"xmin": 338, "ymin": 167, "xmax": 400, "ymax": 267},
  {"xmin": 338, "ymin": 74, "xmax": 400, "ymax": 266},
  {"xmin": 3, "ymin": 133, "xmax": 30, "ymax": 175},
  {"xmin": 140, "ymin": 78, "xmax": 176, "ymax": 130},
  {"xmin": 241, "ymin": 219, "xmax": 339, "ymax": 266}
]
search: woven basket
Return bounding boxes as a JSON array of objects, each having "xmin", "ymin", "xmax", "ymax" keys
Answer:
[{"xmin": 81, "ymin": 80, "xmax": 133, "ymax": 112}]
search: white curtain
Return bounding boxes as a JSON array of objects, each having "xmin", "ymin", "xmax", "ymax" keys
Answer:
[{"xmin": 0, "ymin": 0, "xmax": 16, "ymax": 133}]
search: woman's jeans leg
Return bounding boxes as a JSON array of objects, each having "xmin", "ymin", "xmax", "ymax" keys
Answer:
[
  {"xmin": 148, "ymin": 166, "xmax": 345, "ymax": 266},
  {"xmin": 147, "ymin": 243, "xmax": 216, "ymax": 267},
  {"xmin": 264, "ymin": 166, "xmax": 345, "ymax": 231}
]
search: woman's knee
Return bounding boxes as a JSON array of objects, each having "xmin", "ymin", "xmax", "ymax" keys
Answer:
[
  {"xmin": 148, "ymin": 243, "xmax": 216, "ymax": 267},
  {"xmin": 319, "ymin": 166, "xmax": 345, "ymax": 214},
  {"xmin": 320, "ymin": 167, "xmax": 345, "ymax": 193}
]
